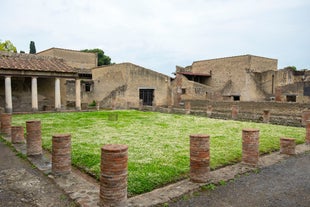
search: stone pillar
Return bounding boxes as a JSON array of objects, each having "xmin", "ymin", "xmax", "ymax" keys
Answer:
[
  {"xmin": 0, "ymin": 113, "xmax": 11, "ymax": 137},
  {"xmin": 75, "ymin": 79, "xmax": 81, "ymax": 110},
  {"xmin": 139, "ymin": 99, "xmax": 143, "ymax": 110},
  {"xmin": 26, "ymin": 120, "xmax": 42, "ymax": 156},
  {"xmin": 190, "ymin": 134, "xmax": 210, "ymax": 183},
  {"xmin": 52, "ymin": 134, "xmax": 71, "ymax": 175},
  {"xmin": 100, "ymin": 144, "xmax": 128, "ymax": 207},
  {"xmin": 280, "ymin": 138, "xmax": 296, "ymax": 155},
  {"xmin": 306, "ymin": 120, "xmax": 310, "ymax": 144},
  {"xmin": 242, "ymin": 129, "xmax": 260, "ymax": 167},
  {"xmin": 5, "ymin": 76, "xmax": 12, "ymax": 113},
  {"xmin": 206, "ymin": 105, "xmax": 213, "ymax": 117},
  {"xmin": 231, "ymin": 105, "xmax": 238, "ymax": 119},
  {"xmin": 55, "ymin": 78, "xmax": 61, "ymax": 110},
  {"xmin": 263, "ymin": 110, "xmax": 270, "ymax": 123},
  {"xmin": 11, "ymin": 126, "xmax": 25, "ymax": 143},
  {"xmin": 31, "ymin": 77, "xmax": 38, "ymax": 111},
  {"xmin": 167, "ymin": 105, "xmax": 172, "ymax": 113},
  {"xmin": 185, "ymin": 102, "xmax": 191, "ymax": 114},
  {"xmin": 301, "ymin": 110, "xmax": 310, "ymax": 126}
]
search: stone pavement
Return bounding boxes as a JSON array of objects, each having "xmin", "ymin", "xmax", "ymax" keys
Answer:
[{"xmin": 1, "ymin": 135, "xmax": 310, "ymax": 207}]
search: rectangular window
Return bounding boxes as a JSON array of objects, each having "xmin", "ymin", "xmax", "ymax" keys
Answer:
[
  {"xmin": 286, "ymin": 95, "xmax": 296, "ymax": 102},
  {"xmin": 182, "ymin": 88, "xmax": 186, "ymax": 94},
  {"xmin": 233, "ymin": 96, "xmax": 240, "ymax": 101}
]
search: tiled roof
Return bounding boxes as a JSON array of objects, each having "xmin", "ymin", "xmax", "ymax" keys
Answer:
[{"xmin": 0, "ymin": 51, "xmax": 77, "ymax": 73}]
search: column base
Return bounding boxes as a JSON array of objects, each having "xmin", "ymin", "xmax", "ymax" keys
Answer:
[
  {"xmin": 76, "ymin": 107, "xmax": 81, "ymax": 111},
  {"xmin": 32, "ymin": 108, "xmax": 38, "ymax": 112},
  {"xmin": 5, "ymin": 108, "xmax": 12, "ymax": 114}
]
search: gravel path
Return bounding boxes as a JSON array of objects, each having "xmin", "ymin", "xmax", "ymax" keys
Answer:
[
  {"xmin": 0, "ymin": 141, "xmax": 76, "ymax": 207},
  {"xmin": 169, "ymin": 152, "xmax": 310, "ymax": 207}
]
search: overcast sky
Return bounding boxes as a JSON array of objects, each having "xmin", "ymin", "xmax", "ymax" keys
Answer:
[{"xmin": 1, "ymin": 0, "xmax": 309, "ymax": 76}]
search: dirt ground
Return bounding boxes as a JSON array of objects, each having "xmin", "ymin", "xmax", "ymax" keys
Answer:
[
  {"xmin": 169, "ymin": 152, "xmax": 310, "ymax": 207},
  {"xmin": 0, "ymin": 141, "xmax": 76, "ymax": 207}
]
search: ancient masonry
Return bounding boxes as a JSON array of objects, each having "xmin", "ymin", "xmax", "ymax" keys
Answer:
[
  {"xmin": 100, "ymin": 144, "xmax": 128, "ymax": 207},
  {"xmin": 242, "ymin": 129, "xmax": 260, "ymax": 166},
  {"xmin": 26, "ymin": 120, "xmax": 42, "ymax": 156},
  {"xmin": 52, "ymin": 134, "xmax": 72, "ymax": 175},
  {"xmin": 190, "ymin": 134, "xmax": 210, "ymax": 183}
]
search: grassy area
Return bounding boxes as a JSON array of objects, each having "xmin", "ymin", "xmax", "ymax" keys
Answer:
[{"xmin": 12, "ymin": 110, "xmax": 305, "ymax": 195}]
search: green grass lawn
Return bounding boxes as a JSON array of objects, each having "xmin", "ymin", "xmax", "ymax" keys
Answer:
[{"xmin": 12, "ymin": 110, "xmax": 305, "ymax": 196}]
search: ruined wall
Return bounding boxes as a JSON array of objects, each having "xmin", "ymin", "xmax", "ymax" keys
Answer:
[
  {"xmin": 37, "ymin": 48, "xmax": 97, "ymax": 70},
  {"xmin": 178, "ymin": 55, "xmax": 277, "ymax": 102},
  {"xmin": 92, "ymin": 63, "xmax": 171, "ymax": 108},
  {"xmin": 249, "ymin": 56, "xmax": 277, "ymax": 72}
]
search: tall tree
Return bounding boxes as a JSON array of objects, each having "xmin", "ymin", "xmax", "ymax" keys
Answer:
[
  {"xmin": 81, "ymin": 48, "xmax": 112, "ymax": 66},
  {"xmin": 29, "ymin": 41, "xmax": 36, "ymax": 54},
  {"xmin": 0, "ymin": 40, "xmax": 17, "ymax": 53}
]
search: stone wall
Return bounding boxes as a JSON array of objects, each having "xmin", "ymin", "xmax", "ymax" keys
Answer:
[
  {"xmin": 92, "ymin": 63, "xmax": 171, "ymax": 108},
  {"xmin": 37, "ymin": 48, "xmax": 97, "ymax": 70},
  {"xmin": 141, "ymin": 100, "xmax": 309, "ymax": 127}
]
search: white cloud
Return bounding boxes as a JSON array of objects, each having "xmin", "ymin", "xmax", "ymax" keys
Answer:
[{"xmin": 1, "ymin": 0, "xmax": 309, "ymax": 74}]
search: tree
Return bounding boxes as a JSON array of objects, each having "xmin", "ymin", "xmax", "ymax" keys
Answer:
[
  {"xmin": 81, "ymin": 48, "xmax": 112, "ymax": 66},
  {"xmin": 0, "ymin": 40, "xmax": 17, "ymax": 53},
  {"xmin": 29, "ymin": 41, "xmax": 36, "ymax": 54}
]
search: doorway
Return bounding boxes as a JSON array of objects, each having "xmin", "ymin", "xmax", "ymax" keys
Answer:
[{"xmin": 139, "ymin": 89, "xmax": 154, "ymax": 106}]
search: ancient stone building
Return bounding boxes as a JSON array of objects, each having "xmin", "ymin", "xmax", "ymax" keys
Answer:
[
  {"xmin": 0, "ymin": 51, "xmax": 78, "ymax": 112},
  {"xmin": 37, "ymin": 48, "xmax": 97, "ymax": 108},
  {"xmin": 173, "ymin": 55, "xmax": 278, "ymax": 104},
  {"xmin": 92, "ymin": 63, "xmax": 172, "ymax": 109}
]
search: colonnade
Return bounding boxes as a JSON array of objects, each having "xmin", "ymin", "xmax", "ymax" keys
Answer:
[{"xmin": 3, "ymin": 76, "xmax": 81, "ymax": 113}]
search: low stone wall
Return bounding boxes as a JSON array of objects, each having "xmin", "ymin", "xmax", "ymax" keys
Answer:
[{"xmin": 141, "ymin": 101, "xmax": 306, "ymax": 127}]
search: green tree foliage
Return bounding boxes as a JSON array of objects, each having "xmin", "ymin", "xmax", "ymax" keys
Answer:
[
  {"xmin": 284, "ymin": 66, "xmax": 297, "ymax": 71},
  {"xmin": 81, "ymin": 48, "xmax": 112, "ymax": 66},
  {"xmin": 0, "ymin": 40, "xmax": 17, "ymax": 53},
  {"xmin": 29, "ymin": 41, "xmax": 36, "ymax": 54}
]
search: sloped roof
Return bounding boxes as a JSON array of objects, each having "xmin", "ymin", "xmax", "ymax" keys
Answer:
[{"xmin": 0, "ymin": 51, "xmax": 76, "ymax": 73}]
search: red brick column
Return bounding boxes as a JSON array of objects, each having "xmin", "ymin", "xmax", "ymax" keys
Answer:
[
  {"xmin": 306, "ymin": 120, "xmax": 310, "ymax": 144},
  {"xmin": 190, "ymin": 134, "xmax": 210, "ymax": 183},
  {"xmin": 11, "ymin": 126, "xmax": 25, "ymax": 143},
  {"xmin": 231, "ymin": 105, "xmax": 238, "ymax": 119},
  {"xmin": 275, "ymin": 87, "xmax": 282, "ymax": 102},
  {"xmin": 52, "ymin": 134, "xmax": 71, "ymax": 175},
  {"xmin": 26, "ymin": 120, "xmax": 42, "ymax": 156},
  {"xmin": 301, "ymin": 110, "xmax": 310, "ymax": 126},
  {"xmin": 185, "ymin": 102, "xmax": 191, "ymax": 114},
  {"xmin": 206, "ymin": 105, "xmax": 213, "ymax": 117},
  {"xmin": 242, "ymin": 129, "xmax": 260, "ymax": 166},
  {"xmin": 100, "ymin": 144, "xmax": 128, "ymax": 207},
  {"xmin": 280, "ymin": 138, "xmax": 296, "ymax": 155},
  {"xmin": 263, "ymin": 110, "xmax": 271, "ymax": 123},
  {"xmin": 0, "ymin": 113, "xmax": 12, "ymax": 137}
]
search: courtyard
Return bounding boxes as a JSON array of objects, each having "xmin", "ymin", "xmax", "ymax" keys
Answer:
[{"xmin": 12, "ymin": 110, "xmax": 305, "ymax": 196}]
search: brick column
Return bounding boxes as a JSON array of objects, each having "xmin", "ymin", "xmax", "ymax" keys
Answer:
[
  {"xmin": 263, "ymin": 110, "xmax": 271, "ymax": 123},
  {"xmin": 11, "ymin": 126, "xmax": 25, "ymax": 143},
  {"xmin": 306, "ymin": 120, "xmax": 310, "ymax": 144},
  {"xmin": 185, "ymin": 102, "xmax": 191, "ymax": 114},
  {"xmin": 26, "ymin": 120, "xmax": 42, "ymax": 156},
  {"xmin": 280, "ymin": 138, "xmax": 296, "ymax": 155},
  {"xmin": 190, "ymin": 134, "xmax": 210, "ymax": 183},
  {"xmin": 301, "ymin": 110, "xmax": 310, "ymax": 126},
  {"xmin": 231, "ymin": 105, "xmax": 238, "ymax": 119},
  {"xmin": 52, "ymin": 134, "xmax": 71, "ymax": 175},
  {"xmin": 242, "ymin": 129, "xmax": 260, "ymax": 167},
  {"xmin": 100, "ymin": 144, "xmax": 128, "ymax": 207},
  {"xmin": 0, "ymin": 113, "xmax": 11, "ymax": 137},
  {"xmin": 275, "ymin": 87, "xmax": 282, "ymax": 102},
  {"xmin": 206, "ymin": 105, "xmax": 213, "ymax": 117}
]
